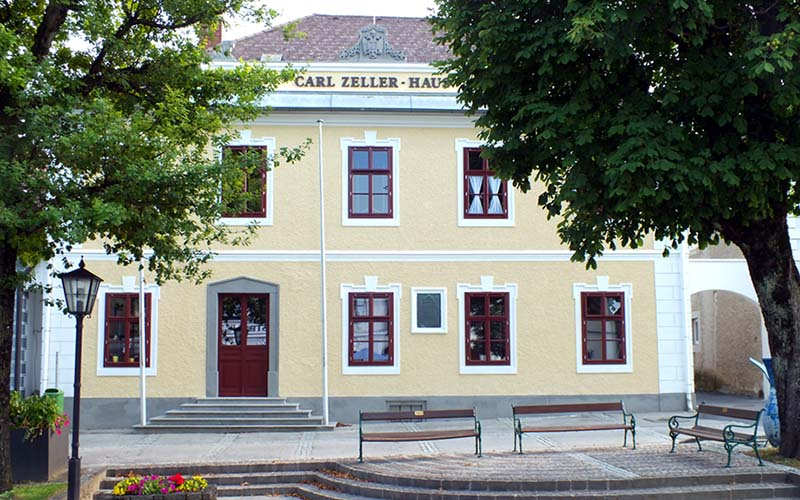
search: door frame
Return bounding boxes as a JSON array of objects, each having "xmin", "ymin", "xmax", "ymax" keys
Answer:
[{"xmin": 206, "ymin": 277, "xmax": 279, "ymax": 397}]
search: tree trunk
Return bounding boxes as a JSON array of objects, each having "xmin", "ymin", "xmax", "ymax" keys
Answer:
[
  {"xmin": 733, "ymin": 216, "xmax": 800, "ymax": 458},
  {"xmin": 0, "ymin": 244, "xmax": 19, "ymax": 492}
]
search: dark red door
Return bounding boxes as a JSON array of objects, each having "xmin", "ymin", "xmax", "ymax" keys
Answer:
[{"xmin": 218, "ymin": 294, "xmax": 269, "ymax": 396}]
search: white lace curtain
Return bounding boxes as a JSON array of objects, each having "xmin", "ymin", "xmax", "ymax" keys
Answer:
[{"xmin": 468, "ymin": 176, "xmax": 503, "ymax": 214}]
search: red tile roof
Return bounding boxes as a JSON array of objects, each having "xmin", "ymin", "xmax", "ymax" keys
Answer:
[{"xmin": 228, "ymin": 14, "xmax": 450, "ymax": 63}]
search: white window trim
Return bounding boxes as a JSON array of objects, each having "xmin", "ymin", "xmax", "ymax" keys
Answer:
[
  {"xmin": 573, "ymin": 278, "xmax": 633, "ymax": 374},
  {"xmin": 457, "ymin": 277, "xmax": 518, "ymax": 374},
  {"xmin": 455, "ymin": 139, "xmax": 515, "ymax": 227},
  {"xmin": 341, "ymin": 132, "xmax": 401, "ymax": 226},
  {"xmin": 411, "ymin": 287, "xmax": 447, "ymax": 334},
  {"xmin": 340, "ymin": 277, "xmax": 402, "ymax": 374},
  {"xmin": 218, "ymin": 132, "xmax": 275, "ymax": 226},
  {"xmin": 96, "ymin": 282, "xmax": 160, "ymax": 377}
]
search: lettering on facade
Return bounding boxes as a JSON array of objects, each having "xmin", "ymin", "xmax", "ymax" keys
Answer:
[{"xmin": 293, "ymin": 75, "xmax": 448, "ymax": 90}]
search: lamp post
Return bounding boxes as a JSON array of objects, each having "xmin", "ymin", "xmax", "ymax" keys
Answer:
[{"xmin": 59, "ymin": 258, "xmax": 102, "ymax": 500}]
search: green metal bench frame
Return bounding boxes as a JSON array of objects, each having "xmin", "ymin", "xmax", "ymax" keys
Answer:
[
  {"xmin": 668, "ymin": 402, "xmax": 764, "ymax": 467},
  {"xmin": 512, "ymin": 401, "xmax": 636, "ymax": 453},
  {"xmin": 358, "ymin": 408, "xmax": 482, "ymax": 462}
]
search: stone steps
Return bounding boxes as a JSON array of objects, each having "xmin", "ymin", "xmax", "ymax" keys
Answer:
[
  {"xmin": 95, "ymin": 461, "xmax": 800, "ymax": 500},
  {"xmin": 134, "ymin": 397, "xmax": 334, "ymax": 432}
]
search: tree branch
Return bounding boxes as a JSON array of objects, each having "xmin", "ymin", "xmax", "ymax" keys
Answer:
[{"xmin": 32, "ymin": 0, "xmax": 71, "ymax": 62}]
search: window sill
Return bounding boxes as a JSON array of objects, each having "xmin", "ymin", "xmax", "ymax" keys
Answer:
[
  {"xmin": 576, "ymin": 363, "xmax": 633, "ymax": 374},
  {"xmin": 342, "ymin": 365, "xmax": 400, "ymax": 375},
  {"xmin": 218, "ymin": 217, "xmax": 273, "ymax": 226},
  {"xmin": 97, "ymin": 366, "xmax": 157, "ymax": 377},
  {"xmin": 460, "ymin": 364, "xmax": 517, "ymax": 375}
]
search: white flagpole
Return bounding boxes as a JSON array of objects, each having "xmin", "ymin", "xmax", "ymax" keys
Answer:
[
  {"xmin": 139, "ymin": 261, "xmax": 147, "ymax": 426},
  {"xmin": 318, "ymin": 119, "xmax": 330, "ymax": 425}
]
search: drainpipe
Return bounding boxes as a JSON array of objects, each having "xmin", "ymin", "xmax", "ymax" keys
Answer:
[
  {"xmin": 13, "ymin": 287, "xmax": 23, "ymax": 391},
  {"xmin": 139, "ymin": 262, "xmax": 147, "ymax": 426},
  {"xmin": 40, "ymin": 266, "xmax": 54, "ymax": 392},
  {"xmin": 317, "ymin": 119, "xmax": 330, "ymax": 425},
  {"xmin": 678, "ymin": 241, "xmax": 695, "ymax": 410}
]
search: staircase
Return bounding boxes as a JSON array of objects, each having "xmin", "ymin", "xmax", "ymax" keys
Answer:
[
  {"xmin": 94, "ymin": 461, "xmax": 800, "ymax": 500},
  {"xmin": 133, "ymin": 397, "xmax": 334, "ymax": 432}
]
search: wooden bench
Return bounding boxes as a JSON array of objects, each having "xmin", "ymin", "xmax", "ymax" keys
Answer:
[
  {"xmin": 358, "ymin": 408, "xmax": 481, "ymax": 462},
  {"xmin": 668, "ymin": 403, "xmax": 763, "ymax": 467},
  {"xmin": 512, "ymin": 401, "xmax": 636, "ymax": 453}
]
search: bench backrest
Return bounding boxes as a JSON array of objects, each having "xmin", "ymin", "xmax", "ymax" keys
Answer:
[
  {"xmin": 360, "ymin": 408, "xmax": 476, "ymax": 422},
  {"xmin": 697, "ymin": 403, "xmax": 761, "ymax": 421},
  {"xmin": 513, "ymin": 401, "xmax": 624, "ymax": 416}
]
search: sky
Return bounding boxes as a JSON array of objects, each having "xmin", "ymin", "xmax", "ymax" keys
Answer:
[{"xmin": 225, "ymin": 0, "xmax": 438, "ymax": 40}]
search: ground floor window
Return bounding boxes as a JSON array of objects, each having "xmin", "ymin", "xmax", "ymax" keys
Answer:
[
  {"xmin": 457, "ymin": 278, "xmax": 517, "ymax": 374},
  {"xmin": 341, "ymin": 279, "xmax": 401, "ymax": 375},
  {"xmin": 348, "ymin": 292, "xmax": 393, "ymax": 365},
  {"xmin": 581, "ymin": 292, "xmax": 626, "ymax": 364},
  {"xmin": 104, "ymin": 293, "xmax": 152, "ymax": 367},
  {"xmin": 465, "ymin": 292, "xmax": 510, "ymax": 365},
  {"xmin": 573, "ymin": 279, "xmax": 633, "ymax": 373}
]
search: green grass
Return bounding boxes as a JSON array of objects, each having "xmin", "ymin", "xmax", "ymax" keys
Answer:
[
  {"xmin": 0, "ymin": 482, "xmax": 67, "ymax": 500},
  {"xmin": 759, "ymin": 447, "xmax": 800, "ymax": 468}
]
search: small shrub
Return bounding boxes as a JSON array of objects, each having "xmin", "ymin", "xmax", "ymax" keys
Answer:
[{"xmin": 9, "ymin": 391, "xmax": 69, "ymax": 441}]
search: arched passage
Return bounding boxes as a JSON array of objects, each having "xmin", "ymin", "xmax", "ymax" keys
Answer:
[{"xmin": 686, "ymin": 257, "xmax": 773, "ymax": 398}]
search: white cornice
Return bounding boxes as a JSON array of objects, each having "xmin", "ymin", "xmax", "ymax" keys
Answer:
[
  {"xmin": 71, "ymin": 249, "xmax": 665, "ymax": 263},
  {"xmin": 245, "ymin": 111, "xmax": 477, "ymax": 128}
]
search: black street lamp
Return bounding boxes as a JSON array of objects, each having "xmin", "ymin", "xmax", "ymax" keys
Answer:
[{"xmin": 59, "ymin": 258, "xmax": 102, "ymax": 500}]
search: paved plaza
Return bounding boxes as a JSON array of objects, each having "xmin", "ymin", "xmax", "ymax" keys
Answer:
[{"xmin": 74, "ymin": 394, "xmax": 800, "ymax": 499}]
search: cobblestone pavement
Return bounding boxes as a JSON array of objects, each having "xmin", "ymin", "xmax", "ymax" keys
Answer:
[{"xmin": 347, "ymin": 445, "xmax": 784, "ymax": 482}]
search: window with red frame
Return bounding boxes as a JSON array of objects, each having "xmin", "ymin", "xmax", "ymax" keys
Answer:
[
  {"xmin": 222, "ymin": 145, "xmax": 267, "ymax": 218},
  {"xmin": 348, "ymin": 146, "xmax": 392, "ymax": 218},
  {"xmin": 581, "ymin": 292, "xmax": 626, "ymax": 364},
  {"xmin": 348, "ymin": 292, "xmax": 393, "ymax": 365},
  {"xmin": 104, "ymin": 293, "xmax": 151, "ymax": 367},
  {"xmin": 463, "ymin": 148, "xmax": 507, "ymax": 218},
  {"xmin": 465, "ymin": 292, "xmax": 510, "ymax": 365}
]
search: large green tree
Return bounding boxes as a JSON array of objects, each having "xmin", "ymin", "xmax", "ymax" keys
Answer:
[
  {"xmin": 0, "ymin": 0, "xmax": 301, "ymax": 490},
  {"xmin": 432, "ymin": 0, "xmax": 800, "ymax": 457}
]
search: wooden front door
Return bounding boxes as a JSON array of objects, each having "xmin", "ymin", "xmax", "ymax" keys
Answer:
[{"xmin": 218, "ymin": 293, "xmax": 269, "ymax": 396}]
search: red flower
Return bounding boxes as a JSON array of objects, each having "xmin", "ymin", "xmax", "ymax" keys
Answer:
[{"xmin": 168, "ymin": 474, "xmax": 184, "ymax": 486}]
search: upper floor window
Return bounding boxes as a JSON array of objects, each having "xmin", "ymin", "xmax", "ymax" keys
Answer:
[
  {"xmin": 348, "ymin": 146, "xmax": 393, "ymax": 218},
  {"xmin": 456, "ymin": 140, "xmax": 514, "ymax": 227},
  {"xmin": 222, "ymin": 145, "xmax": 267, "ymax": 218},
  {"xmin": 581, "ymin": 292, "xmax": 626, "ymax": 364},
  {"xmin": 104, "ymin": 293, "xmax": 151, "ymax": 367},
  {"xmin": 463, "ymin": 148, "xmax": 507, "ymax": 219}
]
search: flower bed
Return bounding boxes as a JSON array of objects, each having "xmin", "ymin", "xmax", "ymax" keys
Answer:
[{"xmin": 110, "ymin": 474, "xmax": 216, "ymax": 500}]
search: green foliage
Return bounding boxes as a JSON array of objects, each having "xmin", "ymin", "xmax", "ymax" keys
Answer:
[
  {"xmin": 0, "ymin": 0, "xmax": 304, "ymax": 285},
  {"xmin": 432, "ymin": 0, "xmax": 800, "ymax": 267},
  {"xmin": 9, "ymin": 392, "xmax": 68, "ymax": 442},
  {"xmin": 0, "ymin": 1, "xmax": 308, "ymax": 492}
]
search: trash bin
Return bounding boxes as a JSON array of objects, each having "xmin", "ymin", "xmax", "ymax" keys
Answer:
[{"xmin": 43, "ymin": 388, "xmax": 64, "ymax": 413}]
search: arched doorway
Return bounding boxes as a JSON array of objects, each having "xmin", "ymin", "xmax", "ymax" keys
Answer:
[{"xmin": 206, "ymin": 277, "xmax": 279, "ymax": 397}]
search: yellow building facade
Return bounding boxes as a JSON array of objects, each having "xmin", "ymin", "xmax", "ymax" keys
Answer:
[{"xmin": 33, "ymin": 16, "xmax": 693, "ymax": 427}]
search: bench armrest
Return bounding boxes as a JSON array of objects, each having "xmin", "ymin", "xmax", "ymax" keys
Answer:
[
  {"xmin": 668, "ymin": 413, "xmax": 699, "ymax": 431},
  {"xmin": 722, "ymin": 421, "xmax": 758, "ymax": 442},
  {"xmin": 623, "ymin": 409, "xmax": 636, "ymax": 428}
]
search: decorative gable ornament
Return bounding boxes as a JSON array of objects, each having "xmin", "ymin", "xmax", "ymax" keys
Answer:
[{"xmin": 339, "ymin": 25, "xmax": 406, "ymax": 62}]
